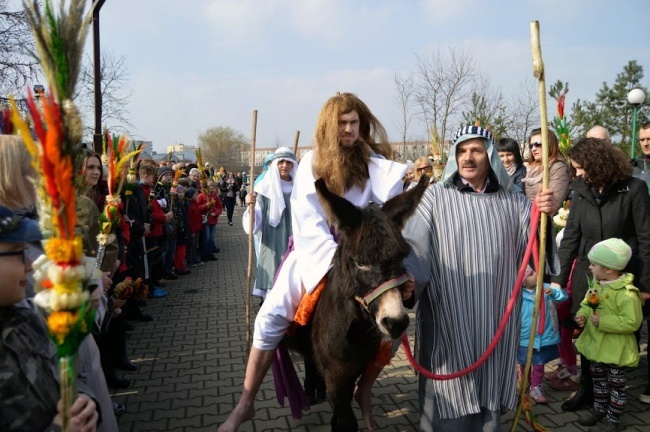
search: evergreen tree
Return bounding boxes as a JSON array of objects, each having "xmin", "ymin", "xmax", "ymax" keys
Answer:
[{"xmin": 570, "ymin": 61, "xmax": 649, "ymax": 153}]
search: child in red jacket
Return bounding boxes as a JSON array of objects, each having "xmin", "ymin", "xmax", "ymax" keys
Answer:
[
  {"xmin": 185, "ymin": 187, "xmax": 203, "ymax": 268},
  {"xmin": 198, "ymin": 180, "xmax": 223, "ymax": 261}
]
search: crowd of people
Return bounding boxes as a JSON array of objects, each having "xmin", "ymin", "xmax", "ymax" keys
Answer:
[
  {"xmin": 0, "ymin": 129, "xmax": 254, "ymax": 431},
  {"xmin": 221, "ymin": 92, "xmax": 650, "ymax": 432},
  {"xmin": 2, "ymin": 90, "xmax": 650, "ymax": 432}
]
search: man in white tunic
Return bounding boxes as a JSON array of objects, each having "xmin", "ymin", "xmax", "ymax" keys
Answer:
[
  {"xmin": 220, "ymin": 93, "xmax": 408, "ymax": 432},
  {"xmin": 242, "ymin": 147, "xmax": 297, "ymax": 300},
  {"xmin": 402, "ymin": 126, "xmax": 556, "ymax": 431}
]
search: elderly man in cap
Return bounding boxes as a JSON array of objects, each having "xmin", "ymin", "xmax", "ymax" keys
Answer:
[
  {"xmin": 243, "ymin": 147, "xmax": 297, "ymax": 300},
  {"xmin": 401, "ymin": 126, "xmax": 556, "ymax": 431}
]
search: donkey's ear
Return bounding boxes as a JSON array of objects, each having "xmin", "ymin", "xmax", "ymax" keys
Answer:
[
  {"xmin": 381, "ymin": 175, "xmax": 428, "ymax": 228},
  {"xmin": 314, "ymin": 179, "xmax": 362, "ymax": 233}
]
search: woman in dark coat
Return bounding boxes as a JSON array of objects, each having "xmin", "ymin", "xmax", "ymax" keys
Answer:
[{"xmin": 550, "ymin": 137, "xmax": 650, "ymax": 411}]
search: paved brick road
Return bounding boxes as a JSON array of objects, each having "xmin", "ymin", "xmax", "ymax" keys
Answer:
[{"xmin": 115, "ymin": 205, "xmax": 650, "ymax": 431}]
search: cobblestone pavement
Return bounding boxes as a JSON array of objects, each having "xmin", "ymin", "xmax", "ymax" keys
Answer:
[{"xmin": 115, "ymin": 204, "xmax": 650, "ymax": 431}]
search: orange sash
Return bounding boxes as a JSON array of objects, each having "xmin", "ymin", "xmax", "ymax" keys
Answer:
[{"xmin": 286, "ymin": 275, "xmax": 392, "ymax": 373}]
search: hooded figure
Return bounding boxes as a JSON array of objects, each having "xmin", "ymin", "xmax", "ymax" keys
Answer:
[
  {"xmin": 440, "ymin": 125, "xmax": 517, "ymax": 193},
  {"xmin": 402, "ymin": 125, "xmax": 555, "ymax": 431},
  {"xmin": 243, "ymin": 147, "xmax": 297, "ymax": 299}
]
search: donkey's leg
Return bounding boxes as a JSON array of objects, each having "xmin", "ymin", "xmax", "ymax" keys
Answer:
[
  {"xmin": 328, "ymin": 377, "xmax": 358, "ymax": 432},
  {"xmin": 304, "ymin": 355, "xmax": 327, "ymax": 405}
]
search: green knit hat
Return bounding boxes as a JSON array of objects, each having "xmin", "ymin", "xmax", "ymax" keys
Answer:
[{"xmin": 587, "ymin": 238, "xmax": 632, "ymax": 271}]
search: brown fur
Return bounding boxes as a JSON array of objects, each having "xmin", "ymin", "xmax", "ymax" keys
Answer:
[{"xmin": 288, "ymin": 175, "xmax": 429, "ymax": 431}]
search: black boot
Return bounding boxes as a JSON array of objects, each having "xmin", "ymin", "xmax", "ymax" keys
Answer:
[
  {"xmin": 106, "ymin": 372, "xmax": 130, "ymax": 389},
  {"xmin": 116, "ymin": 354, "xmax": 138, "ymax": 371},
  {"xmin": 562, "ymin": 355, "xmax": 593, "ymax": 412}
]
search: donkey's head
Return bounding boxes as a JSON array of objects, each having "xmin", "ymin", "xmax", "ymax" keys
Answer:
[{"xmin": 315, "ymin": 175, "xmax": 429, "ymax": 339}]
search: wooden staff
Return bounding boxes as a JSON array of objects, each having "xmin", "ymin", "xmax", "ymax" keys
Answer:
[
  {"xmin": 510, "ymin": 20, "xmax": 551, "ymax": 432},
  {"xmin": 292, "ymin": 130, "xmax": 300, "ymax": 156},
  {"xmin": 245, "ymin": 110, "xmax": 257, "ymax": 361}
]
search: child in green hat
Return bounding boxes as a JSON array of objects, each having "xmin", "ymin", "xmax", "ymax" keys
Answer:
[{"xmin": 575, "ymin": 238, "xmax": 643, "ymax": 431}]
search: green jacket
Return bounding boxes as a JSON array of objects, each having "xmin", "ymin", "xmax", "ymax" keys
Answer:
[{"xmin": 575, "ymin": 273, "xmax": 643, "ymax": 367}]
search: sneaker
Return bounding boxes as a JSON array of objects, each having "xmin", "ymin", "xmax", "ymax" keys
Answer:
[
  {"xmin": 529, "ymin": 386, "xmax": 548, "ymax": 404},
  {"xmin": 640, "ymin": 385, "xmax": 650, "ymax": 404},
  {"xmin": 112, "ymin": 401, "xmax": 127, "ymax": 416},
  {"xmin": 147, "ymin": 287, "xmax": 168, "ymax": 299},
  {"xmin": 545, "ymin": 364, "xmax": 568, "ymax": 380},
  {"xmin": 578, "ymin": 408, "xmax": 606, "ymax": 426},
  {"xmin": 548, "ymin": 375, "xmax": 580, "ymax": 391}
]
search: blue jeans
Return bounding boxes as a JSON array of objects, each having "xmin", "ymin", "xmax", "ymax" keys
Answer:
[{"xmin": 201, "ymin": 224, "xmax": 216, "ymax": 256}]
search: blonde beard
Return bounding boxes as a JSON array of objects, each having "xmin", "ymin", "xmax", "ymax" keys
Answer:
[{"xmin": 314, "ymin": 140, "xmax": 370, "ymax": 197}]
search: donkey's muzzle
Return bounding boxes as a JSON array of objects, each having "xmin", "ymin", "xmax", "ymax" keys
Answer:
[{"xmin": 382, "ymin": 314, "xmax": 410, "ymax": 339}]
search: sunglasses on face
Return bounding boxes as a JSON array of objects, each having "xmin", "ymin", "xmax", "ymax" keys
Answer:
[
  {"xmin": 0, "ymin": 249, "xmax": 27, "ymax": 264},
  {"xmin": 416, "ymin": 166, "xmax": 432, "ymax": 173},
  {"xmin": 529, "ymin": 142, "xmax": 542, "ymax": 149}
]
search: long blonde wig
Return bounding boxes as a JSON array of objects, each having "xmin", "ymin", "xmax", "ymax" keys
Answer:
[
  {"xmin": 0, "ymin": 135, "xmax": 37, "ymax": 211},
  {"xmin": 313, "ymin": 93, "xmax": 393, "ymax": 196}
]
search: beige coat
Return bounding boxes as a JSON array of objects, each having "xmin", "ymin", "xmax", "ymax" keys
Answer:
[{"xmin": 523, "ymin": 159, "xmax": 570, "ymax": 215}]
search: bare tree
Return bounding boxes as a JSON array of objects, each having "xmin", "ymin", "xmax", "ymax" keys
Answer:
[
  {"xmin": 461, "ymin": 74, "xmax": 511, "ymax": 139},
  {"xmin": 393, "ymin": 71, "xmax": 415, "ymax": 145},
  {"xmin": 76, "ymin": 51, "xmax": 133, "ymax": 139},
  {"xmin": 199, "ymin": 126, "xmax": 248, "ymax": 171},
  {"xmin": 413, "ymin": 44, "xmax": 476, "ymax": 143},
  {"xmin": 0, "ymin": 0, "xmax": 39, "ymax": 108},
  {"xmin": 507, "ymin": 79, "xmax": 540, "ymax": 155}
]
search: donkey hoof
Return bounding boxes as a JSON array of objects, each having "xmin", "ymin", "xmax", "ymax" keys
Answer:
[{"xmin": 306, "ymin": 387, "xmax": 326, "ymax": 405}]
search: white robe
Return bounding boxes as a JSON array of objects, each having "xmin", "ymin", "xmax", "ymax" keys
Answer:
[{"xmin": 253, "ymin": 150, "xmax": 407, "ymax": 350}]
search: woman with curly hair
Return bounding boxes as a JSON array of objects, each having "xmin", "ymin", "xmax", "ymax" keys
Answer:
[
  {"xmin": 522, "ymin": 128, "xmax": 570, "ymax": 214},
  {"xmin": 550, "ymin": 137, "xmax": 650, "ymax": 413}
]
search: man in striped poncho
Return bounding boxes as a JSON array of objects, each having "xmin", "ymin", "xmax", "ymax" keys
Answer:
[{"xmin": 402, "ymin": 126, "xmax": 556, "ymax": 432}]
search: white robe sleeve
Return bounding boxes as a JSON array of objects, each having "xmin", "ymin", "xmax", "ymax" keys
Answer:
[{"xmin": 242, "ymin": 200, "xmax": 263, "ymax": 235}]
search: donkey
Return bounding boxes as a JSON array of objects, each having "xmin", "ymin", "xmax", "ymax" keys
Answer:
[{"xmin": 289, "ymin": 175, "xmax": 428, "ymax": 432}]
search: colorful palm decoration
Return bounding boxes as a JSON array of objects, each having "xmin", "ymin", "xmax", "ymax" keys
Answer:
[
  {"xmin": 549, "ymin": 81, "xmax": 570, "ymax": 155},
  {"xmin": 9, "ymin": 1, "xmax": 95, "ymax": 430},
  {"xmin": 97, "ymin": 132, "xmax": 141, "ymax": 258}
]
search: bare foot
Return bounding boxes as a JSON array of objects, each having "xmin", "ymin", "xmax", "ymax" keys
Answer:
[
  {"xmin": 218, "ymin": 402, "xmax": 255, "ymax": 432},
  {"xmin": 354, "ymin": 385, "xmax": 377, "ymax": 431}
]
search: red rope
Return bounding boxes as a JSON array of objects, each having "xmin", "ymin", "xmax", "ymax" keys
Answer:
[{"xmin": 400, "ymin": 204, "xmax": 541, "ymax": 380}]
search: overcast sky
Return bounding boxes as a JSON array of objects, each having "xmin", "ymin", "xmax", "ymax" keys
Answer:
[{"xmin": 15, "ymin": 0, "xmax": 650, "ymax": 152}]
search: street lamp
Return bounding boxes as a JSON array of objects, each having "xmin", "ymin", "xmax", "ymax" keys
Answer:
[
  {"xmin": 92, "ymin": 0, "xmax": 107, "ymax": 154},
  {"xmin": 628, "ymin": 88, "xmax": 646, "ymax": 158}
]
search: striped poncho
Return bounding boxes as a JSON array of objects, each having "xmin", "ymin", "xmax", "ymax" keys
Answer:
[{"xmin": 403, "ymin": 178, "xmax": 532, "ymax": 422}]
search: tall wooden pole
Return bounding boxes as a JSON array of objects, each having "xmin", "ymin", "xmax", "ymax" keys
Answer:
[
  {"xmin": 245, "ymin": 110, "xmax": 257, "ymax": 361},
  {"xmin": 292, "ymin": 130, "xmax": 300, "ymax": 156},
  {"xmin": 511, "ymin": 20, "xmax": 550, "ymax": 432}
]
